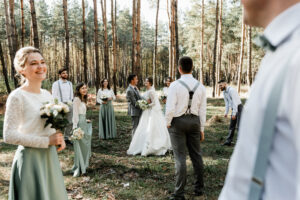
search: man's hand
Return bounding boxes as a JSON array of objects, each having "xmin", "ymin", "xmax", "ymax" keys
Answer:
[
  {"xmin": 162, "ymin": 99, "xmax": 167, "ymax": 104},
  {"xmin": 147, "ymin": 99, "xmax": 152, "ymax": 104},
  {"xmin": 224, "ymin": 114, "xmax": 228, "ymax": 118},
  {"xmin": 232, "ymin": 115, "xmax": 236, "ymax": 120},
  {"xmin": 167, "ymin": 125, "xmax": 171, "ymax": 129},
  {"xmin": 200, "ymin": 132, "xmax": 205, "ymax": 142},
  {"xmin": 102, "ymin": 101, "xmax": 107, "ymax": 104}
]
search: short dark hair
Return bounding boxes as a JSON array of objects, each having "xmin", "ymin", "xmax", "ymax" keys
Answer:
[
  {"xmin": 218, "ymin": 79, "xmax": 226, "ymax": 84},
  {"xmin": 128, "ymin": 74, "xmax": 137, "ymax": 84},
  {"xmin": 178, "ymin": 56, "xmax": 193, "ymax": 73},
  {"xmin": 146, "ymin": 77, "xmax": 153, "ymax": 86},
  {"xmin": 74, "ymin": 82, "xmax": 88, "ymax": 103},
  {"xmin": 58, "ymin": 68, "xmax": 68, "ymax": 75},
  {"xmin": 100, "ymin": 78, "xmax": 111, "ymax": 90}
]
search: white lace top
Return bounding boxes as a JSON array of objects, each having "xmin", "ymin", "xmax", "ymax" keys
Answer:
[
  {"xmin": 96, "ymin": 88, "xmax": 116, "ymax": 104},
  {"xmin": 72, "ymin": 97, "xmax": 87, "ymax": 129},
  {"xmin": 3, "ymin": 88, "xmax": 56, "ymax": 148},
  {"xmin": 143, "ymin": 87, "xmax": 161, "ymax": 111}
]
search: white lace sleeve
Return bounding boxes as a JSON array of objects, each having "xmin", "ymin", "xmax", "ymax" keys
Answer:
[
  {"xmin": 3, "ymin": 93, "xmax": 50, "ymax": 148},
  {"xmin": 111, "ymin": 90, "xmax": 116, "ymax": 100},
  {"xmin": 148, "ymin": 91, "xmax": 156, "ymax": 107},
  {"xmin": 72, "ymin": 97, "xmax": 81, "ymax": 129},
  {"xmin": 96, "ymin": 89, "xmax": 103, "ymax": 104}
]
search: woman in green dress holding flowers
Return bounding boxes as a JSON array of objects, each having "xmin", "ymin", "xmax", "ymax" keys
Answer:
[
  {"xmin": 4, "ymin": 46, "xmax": 68, "ymax": 200},
  {"xmin": 72, "ymin": 82, "xmax": 93, "ymax": 177},
  {"xmin": 96, "ymin": 78, "xmax": 117, "ymax": 139}
]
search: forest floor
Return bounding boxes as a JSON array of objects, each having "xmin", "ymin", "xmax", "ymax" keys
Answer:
[{"xmin": 0, "ymin": 96, "xmax": 242, "ymax": 200}]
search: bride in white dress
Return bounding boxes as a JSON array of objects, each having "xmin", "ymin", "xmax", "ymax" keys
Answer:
[{"xmin": 127, "ymin": 77, "xmax": 171, "ymax": 156}]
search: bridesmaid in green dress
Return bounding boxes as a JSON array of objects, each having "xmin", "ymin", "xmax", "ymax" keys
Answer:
[
  {"xmin": 96, "ymin": 78, "xmax": 117, "ymax": 139},
  {"xmin": 3, "ymin": 46, "xmax": 68, "ymax": 200},
  {"xmin": 72, "ymin": 83, "xmax": 93, "ymax": 177}
]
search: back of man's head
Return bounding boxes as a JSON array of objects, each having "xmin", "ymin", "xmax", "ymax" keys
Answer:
[{"xmin": 179, "ymin": 56, "xmax": 193, "ymax": 73}]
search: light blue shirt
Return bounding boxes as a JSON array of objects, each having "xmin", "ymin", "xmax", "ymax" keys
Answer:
[
  {"xmin": 223, "ymin": 86, "xmax": 242, "ymax": 116},
  {"xmin": 219, "ymin": 2, "xmax": 300, "ymax": 200}
]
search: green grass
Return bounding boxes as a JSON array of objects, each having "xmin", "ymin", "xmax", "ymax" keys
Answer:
[{"xmin": 0, "ymin": 98, "xmax": 237, "ymax": 200}]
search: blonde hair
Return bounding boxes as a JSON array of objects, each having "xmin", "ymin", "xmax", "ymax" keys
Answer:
[{"xmin": 14, "ymin": 46, "xmax": 42, "ymax": 84}]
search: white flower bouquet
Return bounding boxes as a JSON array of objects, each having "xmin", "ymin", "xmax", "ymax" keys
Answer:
[
  {"xmin": 136, "ymin": 99, "xmax": 150, "ymax": 110},
  {"xmin": 40, "ymin": 98, "xmax": 70, "ymax": 131},
  {"xmin": 69, "ymin": 127, "xmax": 85, "ymax": 141},
  {"xmin": 100, "ymin": 94, "xmax": 109, "ymax": 102}
]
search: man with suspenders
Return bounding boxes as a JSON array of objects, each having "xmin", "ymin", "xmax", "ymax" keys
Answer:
[
  {"xmin": 166, "ymin": 56, "xmax": 206, "ymax": 200},
  {"xmin": 52, "ymin": 68, "xmax": 74, "ymax": 139},
  {"xmin": 219, "ymin": 0, "xmax": 300, "ymax": 200},
  {"xmin": 218, "ymin": 80, "xmax": 243, "ymax": 146}
]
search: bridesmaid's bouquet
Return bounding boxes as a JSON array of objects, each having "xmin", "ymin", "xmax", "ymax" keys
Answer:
[
  {"xmin": 136, "ymin": 99, "xmax": 150, "ymax": 110},
  {"xmin": 100, "ymin": 94, "xmax": 109, "ymax": 102},
  {"xmin": 70, "ymin": 128, "xmax": 85, "ymax": 141},
  {"xmin": 40, "ymin": 98, "xmax": 70, "ymax": 131}
]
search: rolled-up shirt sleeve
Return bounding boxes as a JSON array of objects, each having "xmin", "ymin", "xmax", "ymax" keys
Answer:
[
  {"xmin": 230, "ymin": 89, "xmax": 240, "ymax": 116},
  {"xmin": 198, "ymin": 86, "xmax": 207, "ymax": 132},
  {"xmin": 165, "ymin": 83, "xmax": 177, "ymax": 126}
]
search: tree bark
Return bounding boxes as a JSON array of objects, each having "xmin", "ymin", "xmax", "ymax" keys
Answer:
[
  {"xmin": 131, "ymin": 0, "xmax": 136, "ymax": 74},
  {"xmin": 153, "ymin": 0, "xmax": 160, "ymax": 87},
  {"xmin": 82, "ymin": 0, "xmax": 88, "ymax": 83},
  {"xmin": 29, "ymin": 0, "xmax": 39, "ymax": 48},
  {"xmin": 211, "ymin": 0, "xmax": 219, "ymax": 97},
  {"xmin": 100, "ymin": 0, "xmax": 110, "ymax": 80},
  {"xmin": 135, "ymin": 0, "xmax": 141, "ymax": 79},
  {"xmin": 238, "ymin": 16, "xmax": 246, "ymax": 93},
  {"xmin": 0, "ymin": 41, "xmax": 11, "ymax": 93},
  {"xmin": 200, "ymin": 0, "xmax": 204, "ymax": 84},
  {"xmin": 247, "ymin": 26, "xmax": 252, "ymax": 87},
  {"xmin": 63, "ymin": 0, "xmax": 69, "ymax": 69},
  {"xmin": 20, "ymin": 0, "xmax": 25, "ymax": 47},
  {"xmin": 217, "ymin": 0, "xmax": 223, "ymax": 96},
  {"xmin": 111, "ymin": 0, "xmax": 117, "ymax": 94},
  {"xmin": 166, "ymin": 0, "xmax": 173, "ymax": 78},
  {"xmin": 93, "ymin": 0, "xmax": 100, "ymax": 91}
]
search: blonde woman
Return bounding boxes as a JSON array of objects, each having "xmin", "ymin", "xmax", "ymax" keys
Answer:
[{"xmin": 3, "ymin": 47, "xmax": 68, "ymax": 200}]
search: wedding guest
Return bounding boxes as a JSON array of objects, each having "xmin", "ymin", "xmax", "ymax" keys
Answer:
[
  {"xmin": 72, "ymin": 82, "xmax": 93, "ymax": 177},
  {"xmin": 96, "ymin": 78, "xmax": 117, "ymax": 139},
  {"xmin": 219, "ymin": 0, "xmax": 300, "ymax": 200},
  {"xmin": 52, "ymin": 68, "xmax": 73, "ymax": 139},
  {"xmin": 218, "ymin": 80, "xmax": 243, "ymax": 146},
  {"xmin": 3, "ymin": 46, "xmax": 68, "ymax": 200},
  {"xmin": 162, "ymin": 77, "xmax": 172, "ymax": 114},
  {"xmin": 166, "ymin": 56, "xmax": 206, "ymax": 200}
]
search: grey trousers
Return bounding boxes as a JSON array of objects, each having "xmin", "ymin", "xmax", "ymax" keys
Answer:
[
  {"xmin": 131, "ymin": 116, "xmax": 140, "ymax": 136},
  {"xmin": 169, "ymin": 114, "xmax": 204, "ymax": 198}
]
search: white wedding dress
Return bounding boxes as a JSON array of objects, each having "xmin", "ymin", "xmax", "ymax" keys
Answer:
[{"xmin": 127, "ymin": 87, "xmax": 171, "ymax": 156}]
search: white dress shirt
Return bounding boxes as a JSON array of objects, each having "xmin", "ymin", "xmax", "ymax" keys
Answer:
[
  {"xmin": 96, "ymin": 88, "xmax": 116, "ymax": 104},
  {"xmin": 223, "ymin": 86, "xmax": 242, "ymax": 116},
  {"xmin": 165, "ymin": 74, "xmax": 206, "ymax": 132},
  {"xmin": 3, "ymin": 88, "xmax": 56, "ymax": 148},
  {"xmin": 219, "ymin": 3, "xmax": 300, "ymax": 200},
  {"xmin": 52, "ymin": 79, "xmax": 73, "ymax": 103},
  {"xmin": 163, "ymin": 87, "xmax": 169, "ymax": 96}
]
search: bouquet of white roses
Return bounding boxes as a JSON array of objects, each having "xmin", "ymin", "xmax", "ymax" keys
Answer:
[
  {"xmin": 136, "ymin": 99, "xmax": 150, "ymax": 110},
  {"xmin": 100, "ymin": 94, "xmax": 109, "ymax": 102},
  {"xmin": 69, "ymin": 127, "xmax": 85, "ymax": 141},
  {"xmin": 40, "ymin": 98, "xmax": 70, "ymax": 131}
]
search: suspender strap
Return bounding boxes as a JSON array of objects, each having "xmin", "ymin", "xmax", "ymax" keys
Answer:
[
  {"xmin": 178, "ymin": 80, "xmax": 200, "ymax": 114},
  {"xmin": 248, "ymin": 61, "xmax": 289, "ymax": 200}
]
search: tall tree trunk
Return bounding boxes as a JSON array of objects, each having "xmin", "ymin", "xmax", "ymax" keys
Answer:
[
  {"xmin": 238, "ymin": 16, "xmax": 246, "ymax": 93},
  {"xmin": 82, "ymin": 0, "xmax": 88, "ymax": 83},
  {"xmin": 0, "ymin": 41, "xmax": 11, "ymax": 93},
  {"xmin": 174, "ymin": 0, "xmax": 179, "ymax": 78},
  {"xmin": 63, "ymin": 0, "xmax": 69, "ymax": 69},
  {"xmin": 111, "ymin": 0, "xmax": 117, "ymax": 94},
  {"xmin": 153, "ymin": 0, "xmax": 159, "ymax": 87},
  {"xmin": 5, "ymin": 0, "xmax": 18, "ymax": 87},
  {"xmin": 100, "ymin": 0, "xmax": 110, "ymax": 80},
  {"xmin": 247, "ymin": 26, "xmax": 252, "ymax": 87},
  {"xmin": 217, "ymin": 0, "xmax": 223, "ymax": 96},
  {"xmin": 212, "ymin": 0, "xmax": 219, "ymax": 97},
  {"xmin": 166, "ymin": 0, "xmax": 173, "ymax": 78},
  {"xmin": 135, "ymin": 0, "xmax": 141, "ymax": 79},
  {"xmin": 29, "ymin": 0, "xmax": 39, "ymax": 48},
  {"xmin": 131, "ymin": 0, "xmax": 136, "ymax": 74},
  {"xmin": 20, "ymin": 0, "xmax": 25, "ymax": 47},
  {"xmin": 94, "ymin": 0, "xmax": 100, "ymax": 91},
  {"xmin": 200, "ymin": 0, "xmax": 204, "ymax": 84}
]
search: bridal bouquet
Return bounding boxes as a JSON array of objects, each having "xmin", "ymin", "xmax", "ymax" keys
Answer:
[
  {"xmin": 69, "ymin": 128, "xmax": 85, "ymax": 141},
  {"xmin": 100, "ymin": 94, "xmax": 109, "ymax": 102},
  {"xmin": 40, "ymin": 98, "xmax": 70, "ymax": 131},
  {"xmin": 136, "ymin": 99, "xmax": 149, "ymax": 110}
]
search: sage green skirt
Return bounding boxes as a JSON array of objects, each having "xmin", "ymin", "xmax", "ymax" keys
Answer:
[
  {"xmin": 99, "ymin": 101, "xmax": 117, "ymax": 139},
  {"xmin": 9, "ymin": 145, "xmax": 68, "ymax": 200},
  {"xmin": 72, "ymin": 114, "xmax": 92, "ymax": 177}
]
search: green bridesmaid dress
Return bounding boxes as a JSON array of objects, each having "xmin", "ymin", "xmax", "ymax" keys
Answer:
[{"xmin": 99, "ymin": 100, "xmax": 117, "ymax": 139}]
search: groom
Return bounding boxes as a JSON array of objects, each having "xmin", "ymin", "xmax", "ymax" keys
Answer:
[{"xmin": 126, "ymin": 74, "xmax": 142, "ymax": 136}]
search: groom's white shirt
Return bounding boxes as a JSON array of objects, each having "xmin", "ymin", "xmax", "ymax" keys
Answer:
[{"xmin": 165, "ymin": 74, "xmax": 206, "ymax": 132}]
